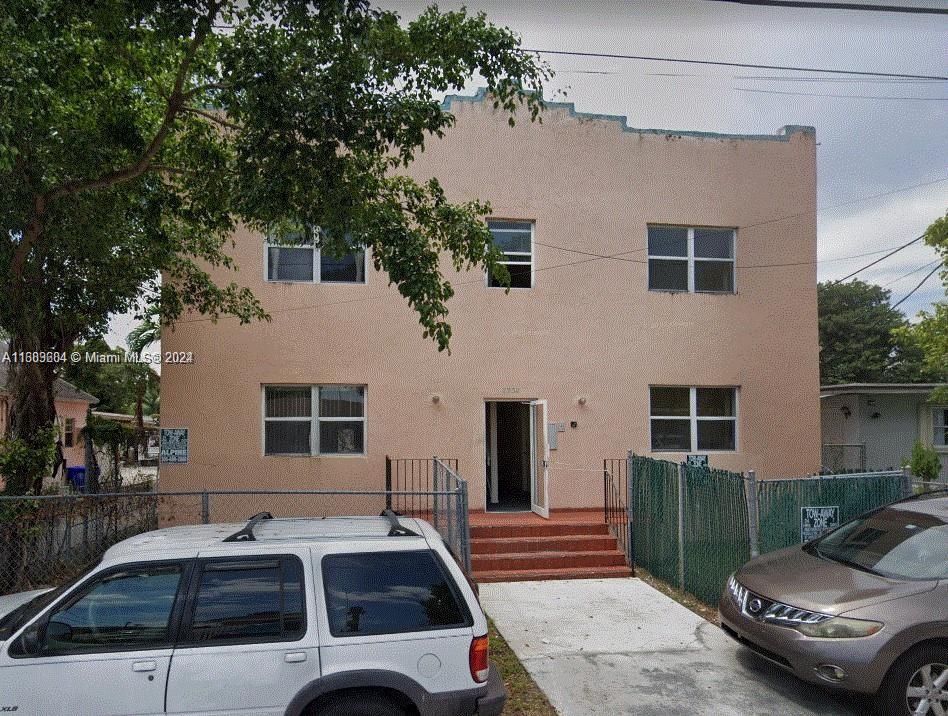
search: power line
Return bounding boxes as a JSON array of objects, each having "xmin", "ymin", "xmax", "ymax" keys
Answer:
[
  {"xmin": 882, "ymin": 259, "xmax": 941, "ymax": 287},
  {"xmin": 892, "ymin": 264, "xmax": 943, "ymax": 309},
  {"xmin": 735, "ymin": 87, "xmax": 948, "ymax": 101},
  {"xmin": 524, "ymin": 48, "xmax": 948, "ymax": 81},
  {"xmin": 832, "ymin": 235, "xmax": 925, "ymax": 283},
  {"xmin": 704, "ymin": 0, "xmax": 948, "ymax": 14}
]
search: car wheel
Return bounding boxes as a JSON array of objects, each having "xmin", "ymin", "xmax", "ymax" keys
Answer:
[
  {"xmin": 878, "ymin": 644, "xmax": 948, "ymax": 716},
  {"xmin": 315, "ymin": 692, "xmax": 405, "ymax": 716}
]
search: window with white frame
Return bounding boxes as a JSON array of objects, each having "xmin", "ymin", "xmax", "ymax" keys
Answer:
[
  {"xmin": 650, "ymin": 386, "xmax": 737, "ymax": 452},
  {"xmin": 487, "ymin": 220, "xmax": 533, "ymax": 289},
  {"xmin": 647, "ymin": 226, "xmax": 735, "ymax": 293},
  {"xmin": 265, "ymin": 227, "xmax": 366, "ymax": 284},
  {"xmin": 263, "ymin": 385, "xmax": 365, "ymax": 456},
  {"xmin": 934, "ymin": 407, "xmax": 948, "ymax": 447}
]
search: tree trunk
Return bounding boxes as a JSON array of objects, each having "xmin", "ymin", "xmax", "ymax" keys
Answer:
[{"xmin": 4, "ymin": 335, "xmax": 58, "ymax": 495}]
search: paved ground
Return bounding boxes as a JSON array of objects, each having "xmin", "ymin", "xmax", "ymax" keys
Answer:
[{"xmin": 480, "ymin": 578, "xmax": 874, "ymax": 716}]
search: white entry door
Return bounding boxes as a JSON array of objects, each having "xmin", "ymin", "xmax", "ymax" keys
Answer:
[{"xmin": 530, "ymin": 399, "xmax": 550, "ymax": 518}]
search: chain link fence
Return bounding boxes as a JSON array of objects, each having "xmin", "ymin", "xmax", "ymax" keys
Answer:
[
  {"xmin": 614, "ymin": 454, "xmax": 916, "ymax": 608},
  {"xmin": 0, "ymin": 480, "xmax": 470, "ymax": 596}
]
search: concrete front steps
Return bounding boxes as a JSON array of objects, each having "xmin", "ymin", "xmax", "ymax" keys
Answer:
[{"xmin": 470, "ymin": 516, "xmax": 632, "ymax": 583}]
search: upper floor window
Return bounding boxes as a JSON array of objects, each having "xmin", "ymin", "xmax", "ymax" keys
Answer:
[
  {"xmin": 63, "ymin": 418, "xmax": 75, "ymax": 448},
  {"xmin": 266, "ymin": 227, "xmax": 366, "ymax": 284},
  {"xmin": 647, "ymin": 226, "xmax": 735, "ymax": 294},
  {"xmin": 263, "ymin": 385, "xmax": 366, "ymax": 456},
  {"xmin": 650, "ymin": 386, "xmax": 738, "ymax": 452},
  {"xmin": 487, "ymin": 220, "xmax": 533, "ymax": 289}
]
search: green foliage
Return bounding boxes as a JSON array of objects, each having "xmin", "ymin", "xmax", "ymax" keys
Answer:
[
  {"xmin": 895, "ymin": 211, "xmax": 948, "ymax": 402},
  {"xmin": 1, "ymin": 0, "xmax": 549, "ymax": 353},
  {"xmin": 906, "ymin": 440, "xmax": 942, "ymax": 483},
  {"xmin": 0, "ymin": 428, "xmax": 56, "ymax": 496},
  {"xmin": 61, "ymin": 336, "xmax": 159, "ymax": 414},
  {"xmin": 817, "ymin": 280, "xmax": 942, "ymax": 384},
  {"xmin": 81, "ymin": 415, "xmax": 135, "ymax": 453}
]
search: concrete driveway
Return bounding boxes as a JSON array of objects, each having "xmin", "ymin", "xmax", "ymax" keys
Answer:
[{"xmin": 480, "ymin": 578, "xmax": 873, "ymax": 716}]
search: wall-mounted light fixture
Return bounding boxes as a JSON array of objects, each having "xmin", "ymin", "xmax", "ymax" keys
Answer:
[
  {"xmin": 431, "ymin": 394, "xmax": 441, "ymax": 404},
  {"xmin": 577, "ymin": 396, "xmax": 587, "ymax": 406}
]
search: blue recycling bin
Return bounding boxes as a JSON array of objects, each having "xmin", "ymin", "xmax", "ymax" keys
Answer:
[{"xmin": 66, "ymin": 466, "xmax": 86, "ymax": 492}]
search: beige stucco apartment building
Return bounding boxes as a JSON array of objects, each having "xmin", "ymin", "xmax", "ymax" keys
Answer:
[{"xmin": 160, "ymin": 89, "xmax": 821, "ymax": 514}]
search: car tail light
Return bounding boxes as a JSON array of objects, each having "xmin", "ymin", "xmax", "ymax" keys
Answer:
[{"xmin": 469, "ymin": 634, "xmax": 490, "ymax": 683}]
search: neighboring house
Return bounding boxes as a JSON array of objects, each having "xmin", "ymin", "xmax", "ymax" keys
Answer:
[
  {"xmin": 0, "ymin": 363, "xmax": 98, "ymax": 469},
  {"xmin": 161, "ymin": 88, "xmax": 821, "ymax": 514},
  {"xmin": 821, "ymin": 383, "xmax": 948, "ymax": 479}
]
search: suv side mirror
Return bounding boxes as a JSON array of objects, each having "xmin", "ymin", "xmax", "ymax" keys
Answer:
[{"xmin": 13, "ymin": 621, "xmax": 45, "ymax": 656}]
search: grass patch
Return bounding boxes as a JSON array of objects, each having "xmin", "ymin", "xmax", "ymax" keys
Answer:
[
  {"xmin": 634, "ymin": 566, "xmax": 718, "ymax": 624},
  {"xmin": 488, "ymin": 618, "xmax": 558, "ymax": 715}
]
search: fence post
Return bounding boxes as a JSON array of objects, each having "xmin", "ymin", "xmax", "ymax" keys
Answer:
[
  {"xmin": 385, "ymin": 456, "xmax": 393, "ymax": 511},
  {"xmin": 901, "ymin": 465, "xmax": 913, "ymax": 498},
  {"xmin": 626, "ymin": 451, "xmax": 635, "ymax": 575},
  {"xmin": 201, "ymin": 492, "xmax": 210, "ymax": 525},
  {"xmin": 745, "ymin": 469, "xmax": 760, "ymax": 559},
  {"xmin": 603, "ymin": 461, "xmax": 609, "ymax": 525},
  {"xmin": 460, "ymin": 479, "xmax": 472, "ymax": 575},
  {"xmin": 432, "ymin": 457, "xmax": 441, "ymax": 534},
  {"xmin": 677, "ymin": 462, "xmax": 685, "ymax": 592}
]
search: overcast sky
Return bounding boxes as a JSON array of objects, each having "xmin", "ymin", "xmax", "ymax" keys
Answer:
[{"xmin": 105, "ymin": 0, "xmax": 947, "ymax": 349}]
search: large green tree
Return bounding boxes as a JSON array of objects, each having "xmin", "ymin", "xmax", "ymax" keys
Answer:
[
  {"xmin": 817, "ymin": 279, "xmax": 942, "ymax": 385},
  {"xmin": 0, "ymin": 0, "xmax": 549, "ymax": 493},
  {"xmin": 895, "ymin": 211, "xmax": 948, "ymax": 401}
]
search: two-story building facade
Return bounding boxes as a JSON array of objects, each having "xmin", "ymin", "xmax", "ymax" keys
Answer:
[{"xmin": 160, "ymin": 89, "xmax": 821, "ymax": 515}]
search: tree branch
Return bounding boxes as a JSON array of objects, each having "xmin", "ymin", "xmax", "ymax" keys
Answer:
[
  {"xmin": 43, "ymin": 3, "xmax": 222, "ymax": 204},
  {"xmin": 183, "ymin": 82, "xmax": 231, "ymax": 99},
  {"xmin": 183, "ymin": 105, "xmax": 242, "ymax": 130}
]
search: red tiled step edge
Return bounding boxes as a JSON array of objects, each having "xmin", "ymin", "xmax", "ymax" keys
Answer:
[
  {"xmin": 470, "ymin": 522, "xmax": 609, "ymax": 539},
  {"xmin": 474, "ymin": 565, "xmax": 633, "ymax": 583},
  {"xmin": 472, "ymin": 550, "xmax": 627, "ymax": 572},
  {"xmin": 471, "ymin": 534, "xmax": 618, "ymax": 555}
]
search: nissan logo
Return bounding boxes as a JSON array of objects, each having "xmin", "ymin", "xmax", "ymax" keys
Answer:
[{"xmin": 748, "ymin": 598, "xmax": 763, "ymax": 613}]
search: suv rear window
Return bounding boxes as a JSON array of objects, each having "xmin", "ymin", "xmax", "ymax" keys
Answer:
[
  {"xmin": 322, "ymin": 551, "xmax": 471, "ymax": 637},
  {"xmin": 184, "ymin": 557, "xmax": 305, "ymax": 644}
]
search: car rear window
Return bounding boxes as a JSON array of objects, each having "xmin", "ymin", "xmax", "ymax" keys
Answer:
[
  {"xmin": 814, "ymin": 507, "xmax": 948, "ymax": 580},
  {"xmin": 322, "ymin": 551, "xmax": 471, "ymax": 637},
  {"xmin": 184, "ymin": 557, "xmax": 305, "ymax": 644}
]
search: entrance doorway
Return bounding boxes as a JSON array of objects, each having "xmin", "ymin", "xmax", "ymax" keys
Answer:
[{"xmin": 485, "ymin": 400, "xmax": 549, "ymax": 516}]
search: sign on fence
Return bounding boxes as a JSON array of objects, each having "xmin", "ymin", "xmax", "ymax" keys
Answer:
[
  {"xmin": 800, "ymin": 505, "xmax": 839, "ymax": 542},
  {"xmin": 160, "ymin": 428, "xmax": 189, "ymax": 464},
  {"xmin": 686, "ymin": 454, "xmax": 708, "ymax": 467}
]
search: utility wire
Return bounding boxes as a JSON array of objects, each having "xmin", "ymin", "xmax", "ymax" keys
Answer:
[
  {"xmin": 891, "ymin": 264, "xmax": 943, "ymax": 309},
  {"xmin": 831, "ymin": 235, "xmax": 925, "ymax": 283},
  {"xmin": 704, "ymin": 0, "xmax": 948, "ymax": 14},
  {"xmin": 735, "ymin": 87, "xmax": 948, "ymax": 101},
  {"xmin": 882, "ymin": 259, "xmax": 941, "ymax": 288},
  {"xmin": 524, "ymin": 48, "xmax": 948, "ymax": 81}
]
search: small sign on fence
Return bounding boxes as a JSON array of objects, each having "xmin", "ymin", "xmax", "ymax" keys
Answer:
[
  {"xmin": 801, "ymin": 506, "xmax": 839, "ymax": 542},
  {"xmin": 687, "ymin": 454, "xmax": 708, "ymax": 468},
  {"xmin": 160, "ymin": 428, "xmax": 189, "ymax": 464}
]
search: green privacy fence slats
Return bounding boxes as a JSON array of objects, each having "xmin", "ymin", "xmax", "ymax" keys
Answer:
[
  {"xmin": 757, "ymin": 471, "xmax": 906, "ymax": 555},
  {"xmin": 681, "ymin": 464, "xmax": 751, "ymax": 606},
  {"xmin": 626, "ymin": 455, "xmax": 910, "ymax": 608},
  {"xmin": 629, "ymin": 456, "xmax": 680, "ymax": 586}
]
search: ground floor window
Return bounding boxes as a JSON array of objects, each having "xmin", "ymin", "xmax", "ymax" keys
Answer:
[
  {"xmin": 263, "ymin": 385, "xmax": 365, "ymax": 456},
  {"xmin": 650, "ymin": 386, "xmax": 737, "ymax": 452},
  {"xmin": 934, "ymin": 407, "xmax": 948, "ymax": 447}
]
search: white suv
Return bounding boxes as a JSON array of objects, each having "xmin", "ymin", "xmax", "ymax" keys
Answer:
[{"xmin": 0, "ymin": 511, "xmax": 505, "ymax": 715}]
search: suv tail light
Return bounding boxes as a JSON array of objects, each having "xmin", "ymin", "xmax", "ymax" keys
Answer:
[{"xmin": 469, "ymin": 634, "xmax": 490, "ymax": 683}]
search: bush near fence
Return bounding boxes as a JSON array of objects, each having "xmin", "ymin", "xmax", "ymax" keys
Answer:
[{"xmin": 623, "ymin": 454, "xmax": 913, "ymax": 608}]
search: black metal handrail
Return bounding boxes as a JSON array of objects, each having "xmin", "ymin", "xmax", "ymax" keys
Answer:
[
  {"xmin": 604, "ymin": 458, "xmax": 633, "ymax": 574},
  {"xmin": 385, "ymin": 456, "xmax": 459, "ymax": 516}
]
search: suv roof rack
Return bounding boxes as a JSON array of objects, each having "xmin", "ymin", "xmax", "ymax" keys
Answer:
[
  {"xmin": 223, "ymin": 512, "xmax": 273, "ymax": 542},
  {"xmin": 381, "ymin": 509, "xmax": 419, "ymax": 537}
]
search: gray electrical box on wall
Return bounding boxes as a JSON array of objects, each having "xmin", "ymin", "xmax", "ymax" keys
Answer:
[{"xmin": 548, "ymin": 422, "xmax": 566, "ymax": 450}]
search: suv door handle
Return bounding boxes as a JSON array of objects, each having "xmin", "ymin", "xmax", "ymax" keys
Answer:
[
  {"xmin": 285, "ymin": 652, "xmax": 307, "ymax": 663},
  {"xmin": 132, "ymin": 661, "xmax": 157, "ymax": 672}
]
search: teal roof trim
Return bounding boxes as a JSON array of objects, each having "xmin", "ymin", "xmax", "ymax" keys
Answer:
[{"xmin": 441, "ymin": 87, "xmax": 814, "ymax": 142}]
